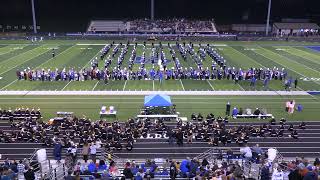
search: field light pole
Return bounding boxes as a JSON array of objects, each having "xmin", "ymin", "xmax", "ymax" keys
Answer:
[
  {"xmin": 151, "ymin": 0, "xmax": 155, "ymax": 21},
  {"xmin": 31, "ymin": 0, "xmax": 37, "ymax": 33},
  {"xmin": 265, "ymin": 0, "xmax": 272, "ymax": 36}
]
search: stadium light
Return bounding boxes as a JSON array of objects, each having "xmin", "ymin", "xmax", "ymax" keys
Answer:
[
  {"xmin": 265, "ymin": 0, "xmax": 272, "ymax": 36},
  {"xmin": 151, "ymin": 0, "xmax": 155, "ymax": 21},
  {"xmin": 31, "ymin": 0, "xmax": 37, "ymax": 33}
]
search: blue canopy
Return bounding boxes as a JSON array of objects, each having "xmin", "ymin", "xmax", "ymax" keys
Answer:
[{"xmin": 144, "ymin": 94, "xmax": 172, "ymax": 107}]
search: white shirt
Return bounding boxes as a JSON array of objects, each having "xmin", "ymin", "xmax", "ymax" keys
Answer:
[{"xmin": 90, "ymin": 145, "xmax": 97, "ymax": 155}]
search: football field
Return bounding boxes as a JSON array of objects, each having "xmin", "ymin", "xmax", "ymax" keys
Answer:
[{"xmin": 0, "ymin": 40, "xmax": 320, "ymax": 121}]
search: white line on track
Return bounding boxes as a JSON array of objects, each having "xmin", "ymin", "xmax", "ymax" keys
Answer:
[
  {"xmin": 179, "ymin": 79, "xmax": 185, "ymax": 91},
  {"xmin": 61, "ymin": 81, "xmax": 72, "ymax": 91},
  {"xmin": 206, "ymin": 80, "xmax": 215, "ymax": 91},
  {"xmin": 0, "ymin": 97, "xmax": 314, "ymax": 100},
  {"xmin": 92, "ymin": 81, "xmax": 99, "ymax": 91},
  {"xmin": 122, "ymin": 80, "xmax": 127, "ymax": 91}
]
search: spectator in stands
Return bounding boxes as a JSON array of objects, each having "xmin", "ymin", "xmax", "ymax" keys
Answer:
[
  {"xmin": 17, "ymin": 160, "xmax": 25, "ymax": 176},
  {"xmin": 123, "ymin": 163, "xmax": 134, "ymax": 179},
  {"xmin": 24, "ymin": 167, "xmax": 35, "ymax": 180},
  {"xmin": 169, "ymin": 161, "xmax": 178, "ymax": 179},
  {"xmin": 260, "ymin": 162, "xmax": 270, "ymax": 180},
  {"xmin": 90, "ymin": 142, "xmax": 97, "ymax": 163},
  {"xmin": 240, "ymin": 145, "xmax": 252, "ymax": 161},
  {"xmin": 82, "ymin": 142, "xmax": 90, "ymax": 163},
  {"xmin": 303, "ymin": 165, "xmax": 317, "ymax": 180},
  {"xmin": 53, "ymin": 140, "xmax": 62, "ymax": 163},
  {"xmin": 65, "ymin": 170, "xmax": 75, "ymax": 180}
]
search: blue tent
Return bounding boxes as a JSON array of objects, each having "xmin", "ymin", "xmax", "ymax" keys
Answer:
[{"xmin": 144, "ymin": 94, "xmax": 172, "ymax": 107}]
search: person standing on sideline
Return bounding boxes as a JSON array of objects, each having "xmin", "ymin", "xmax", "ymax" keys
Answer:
[
  {"xmin": 294, "ymin": 78, "xmax": 298, "ymax": 88},
  {"xmin": 226, "ymin": 102, "xmax": 231, "ymax": 116},
  {"xmin": 90, "ymin": 143, "xmax": 97, "ymax": 163},
  {"xmin": 82, "ymin": 142, "xmax": 90, "ymax": 163},
  {"xmin": 52, "ymin": 48, "xmax": 55, "ymax": 58}
]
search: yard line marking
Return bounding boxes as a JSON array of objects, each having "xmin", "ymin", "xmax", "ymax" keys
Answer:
[
  {"xmin": 122, "ymin": 80, "xmax": 127, "ymax": 91},
  {"xmin": 0, "ymin": 47, "xmax": 50, "ymax": 76},
  {"xmin": 37, "ymin": 45, "xmax": 76, "ymax": 68},
  {"xmin": 229, "ymin": 46, "xmax": 266, "ymax": 68},
  {"xmin": 179, "ymin": 79, "xmax": 185, "ymax": 91},
  {"xmin": 92, "ymin": 81, "xmax": 99, "ymax": 91},
  {"xmin": 254, "ymin": 48, "xmax": 320, "ymax": 86},
  {"xmin": 0, "ymin": 45, "xmax": 43, "ymax": 65},
  {"xmin": 285, "ymin": 47, "xmax": 320, "ymax": 65},
  {"xmin": 0, "ymin": 79, "xmax": 17, "ymax": 91},
  {"xmin": 0, "ymin": 45, "xmax": 76, "ymax": 90},
  {"xmin": 206, "ymin": 80, "xmax": 215, "ymax": 91},
  {"xmin": 237, "ymin": 83, "xmax": 245, "ymax": 91},
  {"xmin": 260, "ymin": 46, "xmax": 320, "ymax": 75},
  {"xmin": 152, "ymin": 80, "xmax": 154, "ymax": 91},
  {"xmin": 61, "ymin": 81, "xmax": 72, "ymax": 91}
]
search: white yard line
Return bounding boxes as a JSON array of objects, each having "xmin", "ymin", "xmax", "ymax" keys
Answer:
[
  {"xmin": 92, "ymin": 81, "xmax": 99, "ymax": 91},
  {"xmin": 260, "ymin": 46, "xmax": 320, "ymax": 75},
  {"xmin": 37, "ymin": 45, "xmax": 76, "ymax": 68},
  {"xmin": 0, "ymin": 48, "xmax": 50, "ymax": 76},
  {"xmin": 237, "ymin": 83, "xmax": 245, "ymax": 91},
  {"xmin": 254, "ymin": 49, "xmax": 320, "ymax": 86},
  {"xmin": 61, "ymin": 81, "xmax": 72, "ymax": 91},
  {"xmin": 229, "ymin": 46, "xmax": 266, "ymax": 68},
  {"xmin": 0, "ymin": 45, "xmax": 45, "ymax": 65},
  {"xmin": 206, "ymin": 80, "xmax": 215, "ymax": 91},
  {"xmin": 0, "ymin": 79, "xmax": 17, "ymax": 91},
  {"xmin": 122, "ymin": 80, "xmax": 128, "ymax": 91},
  {"xmin": 0, "ymin": 45, "xmax": 77, "ymax": 90},
  {"xmin": 179, "ymin": 79, "xmax": 185, "ymax": 91}
]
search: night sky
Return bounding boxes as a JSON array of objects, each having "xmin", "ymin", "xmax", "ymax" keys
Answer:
[{"xmin": 1, "ymin": 0, "xmax": 319, "ymax": 31}]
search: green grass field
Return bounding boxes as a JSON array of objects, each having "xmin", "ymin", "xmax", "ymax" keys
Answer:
[
  {"xmin": 0, "ymin": 40, "xmax": 320, "ymax": 121},
  {"xmin": 0, "ymin": 95, "xmax": 319, "ymax": 121},
  {"xmin": 0, "ymin": 40, "xmax": 320, "ymax": 91}
]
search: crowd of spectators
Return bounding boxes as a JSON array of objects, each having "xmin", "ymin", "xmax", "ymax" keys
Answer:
[
  {"xmin": 64, "ymin": 157, "xmax": 245, "ymax": 179},
  {"xmin": 0, "ymin": 159, "xmax": 36, "ymax": 180},
  {"xmin": 128, "ymin": 18, "xmax": 215, "ymax": 33},
  {"xmin": 260, "ymin": 157, "xmax": 320, "ymax": 180}
]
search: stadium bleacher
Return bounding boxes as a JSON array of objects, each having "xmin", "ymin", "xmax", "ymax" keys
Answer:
[{"xmin": 87, "ymin": 20, "xmax": 126, "ymax": 33}]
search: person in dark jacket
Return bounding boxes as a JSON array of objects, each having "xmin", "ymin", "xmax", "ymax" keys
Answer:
[
  {"xmin": 123, "ymin": 166, "xmax": 134, "ymax": 179},
  {"xmin": 53, "ymin": 141, "xmax": 62, "ymax": 163},
  {"xmin": 24, "ymin": 167, "xmax": 35, "ymax": 180},
  {"xmin": 260, "ymin": 165, "xmax": 270, "ymax": 180},
  {"xmin": 170, "ymin": 161, "xmax": 177, "ymax": 179},
  {"xmin": 303, "ymin": 165, "xmax": 317, "ymax": 180},
  {"xmin": 226, "ymin": 102, "xmax": 231, "ymax": 116}
]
